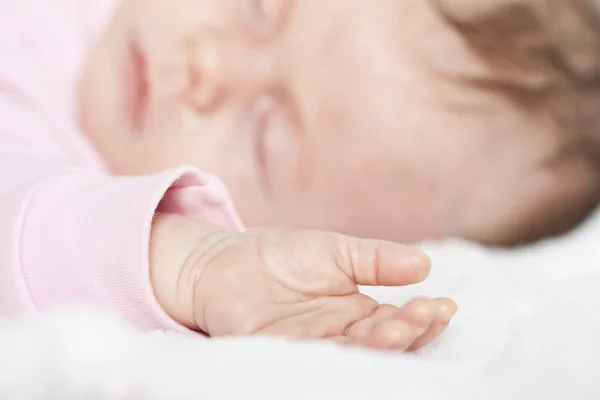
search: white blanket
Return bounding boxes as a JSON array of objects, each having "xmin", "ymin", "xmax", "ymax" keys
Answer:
[{"xmin": 1, "ymin": 210, "xmax": 600, "ymax": 400}]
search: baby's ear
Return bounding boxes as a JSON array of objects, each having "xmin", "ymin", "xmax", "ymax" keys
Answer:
[{"xmin": 430, "ymin": 0, "xmax": 600, "ymax": 90}]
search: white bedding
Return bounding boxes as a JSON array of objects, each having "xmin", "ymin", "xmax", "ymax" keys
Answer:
[{"xmin": 1, "ymin": 209, "xmax": 599, "ymax": 399}]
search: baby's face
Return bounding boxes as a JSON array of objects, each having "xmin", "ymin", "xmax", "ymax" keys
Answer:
[{"xmin": 81, "ymin": 0, "xmax": 581, "ymax": 242}]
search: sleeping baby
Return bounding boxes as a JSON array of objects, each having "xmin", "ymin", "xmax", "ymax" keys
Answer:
[{"xmin": 0, "ymin": 0, "xmax": 598, "ymax": 350}]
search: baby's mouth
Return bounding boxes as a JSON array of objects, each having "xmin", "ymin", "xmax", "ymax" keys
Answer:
[{"xmin": 125, "ymin": 36, "xmax": 148, "ymax": 132}]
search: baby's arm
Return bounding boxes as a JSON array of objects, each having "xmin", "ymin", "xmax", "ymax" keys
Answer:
[
  {"xmin": 0, "ymin": 0, "xmax": 242, "ymax": 332},
  {"xmin": 0, "ymin": 0, "xmax": 456, "ymax": 350},
  {"xmin": 0, "ymin": 113, "xmax": 243, "ymax": 331},
  {"xmin": 0, "ymin": 155, "xmax": 242, "ymax": 332}
]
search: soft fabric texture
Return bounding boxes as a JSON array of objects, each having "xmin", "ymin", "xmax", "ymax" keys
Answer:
[
  {"xmin": 1, "ymin": 208, "xmax": 599, "ymax": 399},
  {"xmin": 0, "ymin": 0, "xmax": 243, "ymax": 330}
]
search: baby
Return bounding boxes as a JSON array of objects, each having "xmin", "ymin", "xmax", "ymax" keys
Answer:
[{"xmin": 0, "ymin": 0, "xmax": 598, "ymax": 351}]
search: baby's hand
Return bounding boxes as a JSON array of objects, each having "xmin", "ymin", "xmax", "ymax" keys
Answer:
[{"xmin": 152, "ymin": 215, "xmax": 456, "ymax": 350}]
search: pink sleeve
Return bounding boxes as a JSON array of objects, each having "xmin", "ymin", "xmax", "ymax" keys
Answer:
[
  {"xmin": 0, "ymin": 156, "xmax": 243, "ymax": 332},
  {"xmin": 0, "ymin": 0, "xmax": 244, "ymax": 332}
]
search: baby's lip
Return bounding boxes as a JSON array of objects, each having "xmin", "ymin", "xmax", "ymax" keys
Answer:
[{"xmin": 124, "ymin": 35, "xmax": 148, "ymax": 131}]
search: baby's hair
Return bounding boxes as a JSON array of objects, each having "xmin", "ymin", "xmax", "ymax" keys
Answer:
[{"xmin": 431, "ymin": 0, "xmax": 600, "ymax": 244}]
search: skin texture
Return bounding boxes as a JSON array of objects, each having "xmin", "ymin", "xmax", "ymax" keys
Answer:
[
  {"xmin": 79, "ymin": 0, "xmax": 600, "ymax": 348},
  {"xmin": 151, "ymin": 213, "xmax": 457, "ymax": 350},
  {"xmin": 80, "ymin": 0, "xmax": 600, "ymax": 245}
]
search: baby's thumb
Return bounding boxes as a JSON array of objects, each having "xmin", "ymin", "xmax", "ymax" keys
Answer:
[{"xmin": 332, "ymin": 234, "xmax": 431, "ymax": 287}]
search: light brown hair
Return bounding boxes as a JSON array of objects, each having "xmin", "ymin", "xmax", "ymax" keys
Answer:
[{"xmin": 432, "ymin": 0, "xmax": 600, "ymax": 244}]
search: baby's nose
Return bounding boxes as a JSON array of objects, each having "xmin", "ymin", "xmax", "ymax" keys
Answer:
[
  {"xmin": 188, "ymin": 36, "xmax": 222, "ymax": 112},
  {"xmin": 188, "ymin": 34, "xmax": 276, "ymax": 113}
]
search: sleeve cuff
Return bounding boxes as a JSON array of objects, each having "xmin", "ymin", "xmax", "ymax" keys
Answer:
[{"xmin": 20, "ymin": 166, "xmax": 243, "ymax": 334}]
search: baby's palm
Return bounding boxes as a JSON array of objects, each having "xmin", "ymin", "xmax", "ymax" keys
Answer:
[{"xmin": 194, "ymin": 229, "xmax": 456, "ymax": 350}]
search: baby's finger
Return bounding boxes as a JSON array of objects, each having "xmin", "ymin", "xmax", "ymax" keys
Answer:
[
  {"xmin": 344, "ymin": 304, "xmax": 400, "ymax": 340},
  {"xmin": 332, "ymin": 234, "xmax": 431, "ymax": 287},
  {"xmin": 407, "ymin": 298, "xmax": 457, "ymax": 351},
  {"xmin": 406, "ymin": 321, "xmax": 447, "ymax": 352},
  {"xmin": 359, "ymin": 297, "xmax": 437, "ymax": 350},
  {"xmin": 361, "ymin": 318, "xmax": 429, "ymax": 350},
  {"xmin": 395, "ymin": 297, "xmax": 439, "ymax": 324}
]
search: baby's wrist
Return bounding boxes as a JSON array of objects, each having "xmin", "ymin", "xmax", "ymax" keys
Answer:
[{"xmin": 149, "ymin": 212, "xmax": 230, "ymax": 331}]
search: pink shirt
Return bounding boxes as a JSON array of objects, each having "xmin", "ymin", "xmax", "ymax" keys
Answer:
[{"xmin": 0, "ymin": 0, "xmax": 243, "ymax": 333}]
